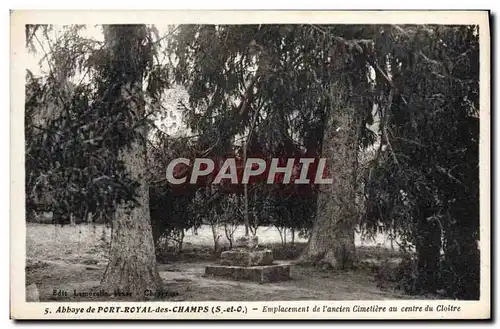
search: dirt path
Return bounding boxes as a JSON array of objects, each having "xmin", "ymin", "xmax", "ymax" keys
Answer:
[
  {"xmin": 26, "ymin": 223, "xmax": 419, "ymax": 302},
  {"xmin": 158, "ymin": 262, "xmax": 416, "ymax": 301},
  {"xmin": 26, "ymin": 259, "xmax": 417, "ymax": 302}
]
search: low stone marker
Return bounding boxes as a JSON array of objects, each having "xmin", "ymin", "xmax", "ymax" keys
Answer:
[
  {"xmin": 26, "ymin": 283, "xmax": 40, "ymax": 302},
  {"xmin": 204, "ymin": 235, "xmax": 292, "ymax": 284},
  {"xmin": 220, "ymin": 249, "xmax": 274, "ymax": 267}
]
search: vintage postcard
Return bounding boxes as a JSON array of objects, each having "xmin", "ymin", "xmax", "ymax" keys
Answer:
[{"xmin": 10, "ymin": 10, "xmax": 491, "ymax": 320}]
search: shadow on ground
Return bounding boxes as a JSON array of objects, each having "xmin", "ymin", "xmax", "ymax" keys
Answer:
[{"xmin": 26, "ymin": 223, "xmax": 425, "ymax": 302}]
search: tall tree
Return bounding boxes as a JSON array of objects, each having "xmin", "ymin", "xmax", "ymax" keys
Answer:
[
  {"xmin": 361, "ymin": 25, "xmax": 480, "ymax": 298},
  {"xmin": 26, "ymin": 24, "xmax": 174, "ymax": 299},
  {"xmin": 297, "ymin": 35, "xmax": 372, "ymax": 268},
  {"xmin": 99, "ymin": 25, "xmax": 162, "ymax": 298},
  {"xmin": 169, "ymin": 25, "xmax": 372, "ymax": 269}
]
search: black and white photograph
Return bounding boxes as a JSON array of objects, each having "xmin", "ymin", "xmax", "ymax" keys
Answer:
[{"xmin": 10, "ymin": 10, "xmax": 490, "ymax": 320}]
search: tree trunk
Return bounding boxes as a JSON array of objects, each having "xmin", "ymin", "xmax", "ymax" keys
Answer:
[
  {"xmin": 100, "ymin": 25, "xmax": 162, "ymax": 300},
  {"xmin": 178, "ymin": 229, "xmax": 185, "ymax": 254},
  {"xmin": 211, "ymin": 222, "xmax": 219, "ymax": 253},
  {"xmin": 298, "ymin": 51, "xmax": 362, "ymax": 269},
  {"xmin": 242, "ymin": 140, "xmax": 250, "ymax": 236},
  {"xmin": 415, "ymin": 211, "xmax": 441, "ymax": 294},
  {"xmin": 102, "ymin": 155, "xmax": 162, "ymax": 298}
]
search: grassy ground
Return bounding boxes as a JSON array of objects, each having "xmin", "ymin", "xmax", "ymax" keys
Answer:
[{"xmin": 26, "ymin": 223, "xmax": 423, "ymax": 302}]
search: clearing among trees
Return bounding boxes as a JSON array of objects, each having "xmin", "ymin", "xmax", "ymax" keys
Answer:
[{"xmin": 27, "ymin": 223, "xmax": 428, "ymax": 301}]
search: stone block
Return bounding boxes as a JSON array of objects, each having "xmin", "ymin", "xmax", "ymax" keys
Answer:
[
  {"xmin": 204, "ymin": 263, "xmax": 292, "ymax": 283},
  {"xmin": 220, "ymin": 250, "xmax": 273, "ymax": 266},
  {"xmin": 26, "ymin": 283, "xmax": 40, "ymax": 302},
  {"xmin": 235, "ymin": 235, "xmax": 259, "ymax": 249}
]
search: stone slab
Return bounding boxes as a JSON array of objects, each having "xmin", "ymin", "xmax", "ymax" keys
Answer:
[
  {"xmin": 220, "ymin": 249, "xmax": 273, "ymax": 267},
  {"xmin": 204, "ymin": 263, "xmax": 292, "ymax": 283},
  {"xmin": 235, "ymin": 235, "xmax": 259, "ymax": 249}
]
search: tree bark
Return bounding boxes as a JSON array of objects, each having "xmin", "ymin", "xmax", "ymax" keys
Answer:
[
  {"xmin": 101, "ymin": 139, "xmax": 163, "ymax": 299},
  {"xmin": 100, "ymin": 25, "xmax": 162, "ymax": 300},
  {"xmin": 298, "ymin": 51, "xmax": 362, "ymax": 269}
]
